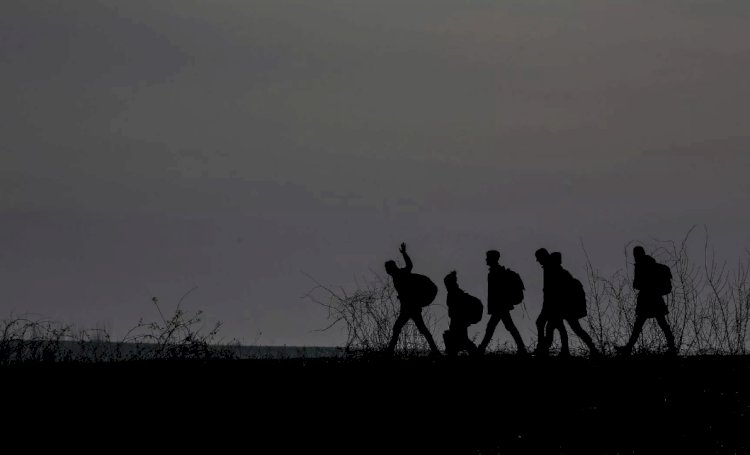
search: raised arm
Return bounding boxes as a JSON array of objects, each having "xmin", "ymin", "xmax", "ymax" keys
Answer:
[{"xmin": 399, "ymin": 242, "xmax": 413, "ymax": 272}]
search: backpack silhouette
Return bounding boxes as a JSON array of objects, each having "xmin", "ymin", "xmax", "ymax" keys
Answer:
[
  {"xmin": 653, "ymin": 263, "xmax": 673, "ymax": 296},
  {"xmin": 567, "ymin": 275, "xmax": 587, "ymax": 319},
  {"xmin": 461, "ymin": 291, "xmax": 484, "ymax": 325},
  {"xmin": 504, "ymin": 268, "xmax": 525, "ymax": 306},
  {"xmin": 401, "ymin": 273, "xmax": 438, "ymax": 307}
]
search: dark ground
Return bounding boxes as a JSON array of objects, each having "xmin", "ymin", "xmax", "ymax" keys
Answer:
[{"xmin": 3, "ymin": 355, "xmax": 749, "ymax": 454}]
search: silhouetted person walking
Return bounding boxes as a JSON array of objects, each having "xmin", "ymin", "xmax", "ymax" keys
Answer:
[
  {"xmin": 477, "ymin": 250, "xmax": 527, "ymax": 354},
  {"xmin": 534, "ymin": 249, "xmax": 567, "ymax": 356},
  {"xmin": 544, "ymin": 252, "xmax": 600, "ymax": 357},
  {"xmin": 443, "ymin": 271, "xmax": 482, "ymax": 356},
  {"xmin": 385, "ymin": 243, "xmax": 441, "ymax": 356},
  {"xmin": 616, "ymin": 246, "xmax": 677, "ymax": 356}
]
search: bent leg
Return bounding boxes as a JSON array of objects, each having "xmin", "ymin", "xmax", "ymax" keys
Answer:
[
  {"xmin": 655, "ymin": 314, "xmax": 677, "ymax": 354},
  {"xmin": 455, "ymin": 325, "xmax": 477, "ymax": 355},
  {"xmin": 543, "ymin": 319, "xmax": 558, "ymax": 354},
  {"xmin": 544, "ymin": 318, "xmax": 568, "ymax": 355},
  {"xmin": 567, "ymin": 318, "xmax": 599, "ymax": 355},
  {"xmin": 556, "ymin": 319, "xmax": 569, "ymax": 356},
  {"xmin": 412, "ymin": 312, "xmax": 441, "ymax": 354},
  {"xmin": 621, "ymin": 314, "xmax": 647, "ymax": 354},
  {"xmin": 387, "ymin": 312, "xmax": 410, "ymax": 353},
  {"xmin": 464, "ymin": 336, "xmax": 479, "ymax": 355},
  {"xmin": 535, "ymin": 312, "xmax": 548, "ymax": 355},
  {"xmin": 444, "ymin": 321, "xmax": 461, "ymax": 356},
  {"xmin": 478, "ymin": 314, "xmax": 501, "ymax": 353},
  {"xmin": 500, "ymin": 311, "xmax": 527, "ymax": 354},
  {"xmin": 443, "ymin": 330, "xmax": 455, "ymax": 356}
]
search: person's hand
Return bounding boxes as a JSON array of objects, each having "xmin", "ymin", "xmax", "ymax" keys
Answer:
[{"xmin": 399, "ymin": 242, "xmax": 407, "ymax": 254}]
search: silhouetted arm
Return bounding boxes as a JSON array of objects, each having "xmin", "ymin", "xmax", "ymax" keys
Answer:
[{"xmin": 399, "ymin": 242, "xmax": 413, "ymax": 272}]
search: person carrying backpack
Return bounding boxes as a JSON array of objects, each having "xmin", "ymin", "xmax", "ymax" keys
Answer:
[
  {"xmin": 616, "ymin": 246, "xmax": 677, "ymax": 356},
  {"xmin": 477, "ymin": 250, "xmax": 527, "ymax": 355},
  {"xmin": 385, "ymin": 243, "xmax": 441, "ymax": 356},
  {"xmin": 442, "ymin": 271, "xmax": 482, "ymax": 356},
  {"xmin": 544, "ymin": 252, "xmax": 600, "ymax": 357},
  {"xmin": 533, "ymin": 248, "xmax": 561, "ymax": 356}
]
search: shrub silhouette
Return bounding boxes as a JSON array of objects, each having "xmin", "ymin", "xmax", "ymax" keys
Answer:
[
  {"xmin": 312, "ymin": 228, "xmax": 750, "ymax": 356},
  {"xmin": 306, "ymin": 272, "xmax": 443, "ymax": 355},
  {"xmin": 0, "ymin": 288, "xmax": 237, "ymax": 364},
  {"xmin": 582, "ymin": 227, "xmax": 750, "ymax": 355}
]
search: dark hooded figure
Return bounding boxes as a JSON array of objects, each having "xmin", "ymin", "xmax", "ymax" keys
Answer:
[
  {"xmin": 534, "ymin": 249, "xmax": 562, "ymax": 355},
  {"xmin": 443, "ymin": 271, "xmax": 481, "ymax": 356},
  {"xmin": 477, "ymin": 250, "xmax": 527, "ymax": 354},
  {"xmin": 385, "ymin": 243, "xmax": 441, "ymax": 356},
  {"xmin": 616, "ymin": 246, "xmax": 677, "ymax": 355},
  {"xmin": 542, "ymin": 252, "xmax": 600, "ymax": 357},
  {"xmin": 534, "ymin": 249, "xmax": 567, "ymax": 356}
]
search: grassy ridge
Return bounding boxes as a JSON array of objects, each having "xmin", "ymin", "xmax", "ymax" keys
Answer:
[{"xmin": 4, "ymin": 355, "xmax": 749, "ymax": 454}]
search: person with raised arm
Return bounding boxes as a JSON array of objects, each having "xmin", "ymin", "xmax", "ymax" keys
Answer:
[{"xmin": 385, "ymin": 243, "xmax": 441, "ymax": 356}]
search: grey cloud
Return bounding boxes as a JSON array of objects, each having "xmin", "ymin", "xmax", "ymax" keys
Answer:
[{"xmin": 1, "ymin": 0, "xmax": 749, "ymax": 344}]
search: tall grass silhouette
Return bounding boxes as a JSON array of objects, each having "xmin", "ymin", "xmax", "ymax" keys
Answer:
[
  {"xmin": 0, "ymin": 288, "xmax": 237, "ymax": 364},
  {"xmin": 4, "ymin": 228, "xmax": 748, "ymax": 362},
  {"xmin": 582, "ymin": 227, "xmax": 750, "ymax": 355},
  {"xmin": 306, "ymin": 272, "xmax": 443, "ymax": 355},
  {"xmin": 313, "ymin": 228, "xmax": 750, "ymax": 356}
]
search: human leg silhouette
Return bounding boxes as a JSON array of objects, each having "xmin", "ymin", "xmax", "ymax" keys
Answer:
[
  {"xmin": 500, "ymin": 312, "xmax": 527, "ymax": 354},
  {"xmin": 443, "ymin": 330, "xmax": 455, "ymax": 356},
  {"xmin": 478, "ymin": 314, "xmax": 501, "ymax": 353},
  {"xmin": 462, "ymin": 337, "xmax": 479, "ymax": 355},
  {"xmin": 534, "ymin": 312, "xmax": 548, "ymax": 355},
  {"xmin": 447, "ymin": 323, "xmax": 477, "ymax": 356},
  {"xmin": 543, "ymin": 321, "xmax": 555, "ymax": 355},
  {"xmin": 443, "ymin": 322, "xmax": 460, "ymax": 356},
  {"xmin": 412, "ymin": 312, "xmax": 441, "ymax": 355},
  {"xmin": 557, "ymin": 320, "xmax": 570, "ymax": 356},
  {"xmin": 566, "ymin": 318, "xmax": 600, "ymax": 356},
  {"xmin": 655, "ymin": 314, "xmax": 677, "ymax": 355},
  {"xmin": 544, "ymin": 318, "xmax": 568, "ymax": 356},
  {"xmin": 386, "ymin": 312, "xmax": 411, "ymax": 353},
  {"xmin": 617, "ymin": 314, "xmax": 647, "ymax": 355}
]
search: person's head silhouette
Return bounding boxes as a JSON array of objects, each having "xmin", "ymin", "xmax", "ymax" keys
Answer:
[
  {"xmin": 633, "ymin": 246, "xmax": 646, "ymax": 263},
  {"xmin": 444, "ymin": 270, "xmax": 458, "ymax": 289},
  {"xmin": 486, "ymin": 250, "xmax": 500, "ymax": 266},
  {"xmin": 384, "ymin": 260, "xmax": 398, "ymax": 276},
  {"xmin": 535, "ymin": 248, "xmax": 550, "ymax": 266}
]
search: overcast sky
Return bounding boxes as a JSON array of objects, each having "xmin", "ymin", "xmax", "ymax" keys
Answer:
[{"xmin": 1, "ymin": 0, "xmax": 749, "ymax": 346}]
